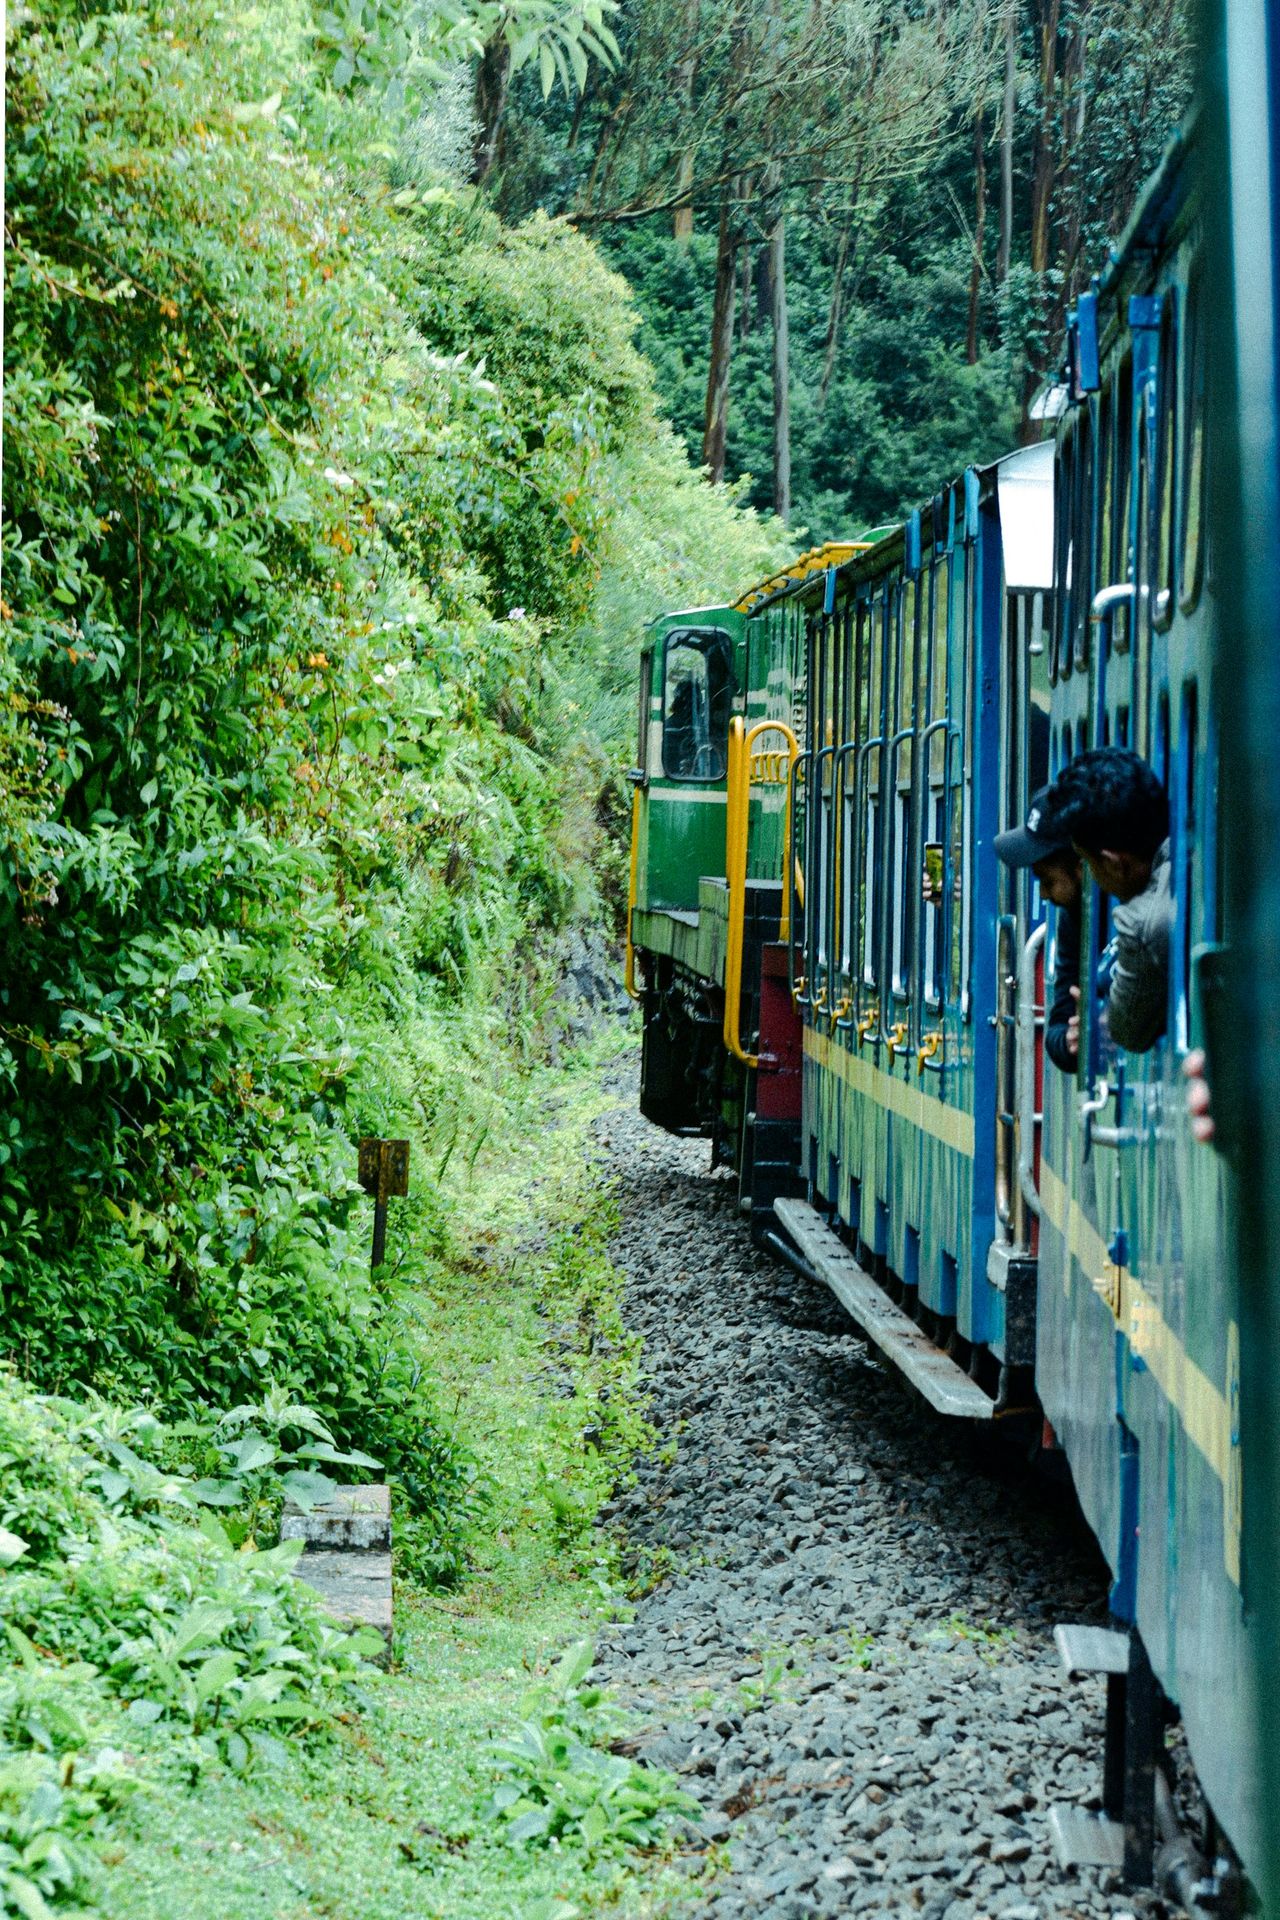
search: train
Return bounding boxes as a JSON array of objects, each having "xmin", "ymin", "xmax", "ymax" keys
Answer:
[{"xmin": 625, "ymin": 6, "xmax": 1279, "ymax": 1907}]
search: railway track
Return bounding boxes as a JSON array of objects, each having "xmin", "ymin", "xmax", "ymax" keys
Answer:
[{"xmin": 593, "ymin": 1068, "xmax": 1190, "ymax": 1920}]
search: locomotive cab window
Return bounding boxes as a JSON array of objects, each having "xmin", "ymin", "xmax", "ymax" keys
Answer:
[
  {"xmin": 662, "ymin": 629, "xmax": 736, "ymax": 781},
  {"xmin": 637, "ymin": 650, "xmax": 652, "ymax": 774}
]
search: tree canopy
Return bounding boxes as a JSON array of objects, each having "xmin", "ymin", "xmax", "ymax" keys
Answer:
[{"xmin": 490, "ymin": 0, "xmax": 1193, "ymax": 535}]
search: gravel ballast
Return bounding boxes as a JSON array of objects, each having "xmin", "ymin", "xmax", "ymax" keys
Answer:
[{"xmin": 593, "ymin": 1071, "xmax": 1185, "ymax": 1920}]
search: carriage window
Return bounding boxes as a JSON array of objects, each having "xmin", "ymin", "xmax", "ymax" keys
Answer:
[
  {"xmin": 961, "ymin": 553, "xmax": 976, "ymax": 1016},
  {"xmin": 1181, "ymin": 281, "xmax": 1206, "ymax": 611},
  {"xmin": 863, "ymin": 590, "xmax": 891, "ymax": 988},
  {"xmin": 930, "ymin": 556, "xmax": 950, "ymax": 736},
  {"xmin": 662, "ymin": 630, "xmax": 735, "ymax": 780},
  {"xmin": 1072, "ymin": 411, "xmax": 1094, "ymax": 672},
  {"xmin": 923, "ymin": 558, "xmax": 948, "ymax": 1006},
  {"xmin": 1053, "ymin": 430, "xmax": 1075, "ymax": 681},
  {"xmin": 1155, "ymin": 689, "xmax": 1171, "ymax": 791},
  {"xmin": 1178, "ymin": 681, "xmax": 1198, "ymax": 1051},
  {"xmin": 945, "ymin": 548, "xmax": 974, "ymax": 1013},
  {"xmin": 835, "ymin": 601, "xmax": 856, "ymax": 975},
  {"xmin": 892, "ymin": 578, "xmax": 917, "ymax": 995},
  {"xmin": 1097, "ymin": 387, "xmax": 1113, "ymax": 609},
  {"xmin": 1112, "ymin": 357, "xmax": 1134, "ymax": 652},
  {"xmin": 1156, "ymin": 296, "xmax": 1178, "ymax": 622},
  {"xmin": 847, "ymin": 599, "xmax": 872, "ymax": 980}
]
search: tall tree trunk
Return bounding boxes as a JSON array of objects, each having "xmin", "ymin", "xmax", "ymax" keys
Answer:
[
  {"xmin": 818, "ymin": 226, "xmax": 853, "ymax": 409},
  {"xmin": 567, "ymin": 74, "xmax": 590, "ymax": 152},
  {"xmin": 472, "ymin": 35, "xmax": 513, "ymax": 186},
  {"xmin": 756, "ymin": 246, "xmax": 771, "ymax": 332},
  {"xmin": 967, "ymin": 106, "xmax": 987, "ymax": 365},
  {"xmin": 1057, "ymin": 20, "xmax": 1088, "ymax": 301},
  {"xmin": 1022, "ymin": 0, "xmax": 1060, "ymax": 437},
  {"xmin": 1028, "ymin": 0, "xmax": 1060, "ymax": 278},
  {"xmin": 671, "ymin": 0, "xmax": 700, "ymax": 240},
  {"xmin": 739, "ymin": 243, "xmax": 752, "ymax": 340},
  {"xmin": 702, "ymin": 196, "xmax": 737, "ymax": 482},
  {"xmin": 997, "ymin": 0, "xmax": 1016, "ymax": 286},
  {"xmin": 673, "ymin": 150, "xmax": 695, "ymax": 241},
  {"xmin": 768, "ymin": 192, "xmax": 791, "ymax": 524}
]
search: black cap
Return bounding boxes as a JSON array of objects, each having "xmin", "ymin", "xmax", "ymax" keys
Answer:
[{"xmin": 993, "ymin": 785, "xmax": 1072, "ymax": 869}]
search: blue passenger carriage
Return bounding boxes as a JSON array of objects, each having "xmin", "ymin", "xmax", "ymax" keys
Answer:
[
  {"xmin": 784, "ymin": 449, "xmax": 1054, "ymax": 1417},
  {"xmin": 1033, "ymin": 120, "xmax": 1252, "ymax": 1872}
]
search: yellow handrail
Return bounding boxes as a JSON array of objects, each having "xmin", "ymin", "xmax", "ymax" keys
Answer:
[
  {"xmin": 723, "ymin": 717, "xmax": 800, "ymax": 1067},
  {"xmin": 624, "ymin": 782, "xmax": 642, "ymax": 1000}
]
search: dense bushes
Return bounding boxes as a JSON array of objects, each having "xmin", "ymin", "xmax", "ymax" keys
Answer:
[
  {"xmin": 1, "ymin": 0, "xmax": 785, "ymax": 1538},
  {"xmin": 0, "ymin": 1376, "xmax": 382, "ymax": 1913}
]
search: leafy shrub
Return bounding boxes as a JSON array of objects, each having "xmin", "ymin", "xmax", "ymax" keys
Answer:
[
  {"xmin": 0, "ymin": 1375, "xmax": 383, "ymax": 1912},
  {"xmin": 484, "ymin": 1641, "xmax": 698, "ymax": 1858},
  {"xmin": 1, "ymin": 0, "xmax": 784, "ymax": 1590}
]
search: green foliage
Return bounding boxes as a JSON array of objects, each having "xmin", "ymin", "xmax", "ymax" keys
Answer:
[
  {"xmin": 484, "ymin": 1640, "xmax": 698, "ymax": 1857},
  {"xmin": 2, "ymin": 0, "xmax": 776, "ymax": 1902},
  {"xmin": 1, "ymin": 0, "xmax": 779, "ymax": 1547},
  {"xmin": 314, "ymin": 0, "xmax": 619, "ymax": 112},
  {"xmin": 0, "ymin": 1375, "xmax": 383, "ymax": 1914}
]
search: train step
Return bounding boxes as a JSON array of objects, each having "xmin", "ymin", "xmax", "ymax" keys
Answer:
[
  {"xmin": 1053, "ymin": 1623, "xmax": 1129, "ymax": 1677},
  {"xmin": 772, "ymin": 1200, "xmax": 994, "ymax": 1421},
  {"xmin": 1047, "ymin": 1805, "xmax": 1126, "ymax": 1870},
  {"xmin": 1049, "ymin": 1620, "xmax": 1158, "ymax": 1887}
]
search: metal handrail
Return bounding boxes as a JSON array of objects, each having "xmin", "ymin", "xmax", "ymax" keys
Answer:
[
  {"xmin": 850, "ymin": 732, "xmax": 885, "ymax": 1039},
  {"xmin": 914, "ymin": 717, "xmax": 958, "ymax": 1016},
  {"xmin": 994, "ymin": 911, "xmax": 1018, "ymax": 1232},
  {"xmin": 883, "ymin": 722, "xmax": 917, "ymax": 1046},
  {"xmin": 624, "ymin": 783, "xmax": 642, "ymax": 1001},
  {"xmin": 1016, "ymin": 923, "xmax": 1046, "ymax": 1219},
  {"xmin": 805, "ymin": 743, "xmax": 836, "ymax": 1016},
  {"xmin": 723, "ymin": 715, "xmax": 801, "ymax": 1068},
  {"xmin": 788, "ymin": 750, "xmax": 811, "ymax": 1006},
  {"xmin": 832, "ymin": 738, "xmax": 858, "ymax": 987}
]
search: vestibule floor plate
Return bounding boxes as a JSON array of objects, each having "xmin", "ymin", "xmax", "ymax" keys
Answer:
[{"xmin": 773, "ymin": 1200, "xmax": 995, "ymax": 1421}]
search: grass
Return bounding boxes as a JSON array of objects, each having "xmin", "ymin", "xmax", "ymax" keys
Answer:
[
  {"xmin": 102, "ymin": 1604, "xmax": 683, "ymax": 1920},
  {"xmin": 93, "ymin": 1025, "xmax": 701, "ymax": 1920}
]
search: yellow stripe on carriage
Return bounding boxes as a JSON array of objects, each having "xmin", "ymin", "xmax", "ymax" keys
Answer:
[
  {"xmin": 1037, "ymin": 1156, "xmax": 1240, "ymax": 1586},
  {"xmin": 803, "ymin": 1027, "xmax": 975, "ymax": 1158},
  {"xmin": 801, "ymin": 1035, "xmax": 1240, "ymax": 1585}
]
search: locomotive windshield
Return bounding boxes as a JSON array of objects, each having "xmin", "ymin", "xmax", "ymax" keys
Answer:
[{"xmin": 662, "ymin": 628, "xmax": 736, "ymax": 781}]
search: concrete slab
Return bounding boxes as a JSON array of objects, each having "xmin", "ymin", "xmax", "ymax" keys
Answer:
[
  {"xmin": 285, "ymin": 1482, "xmax": 393, "ymax": 1664},
  {"xmin": 281, "ymin": 1481, "xmax": 390, "ymax": 1552}
]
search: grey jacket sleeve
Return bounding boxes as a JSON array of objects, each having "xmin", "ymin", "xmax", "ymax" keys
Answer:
[{"xmin": 1106, "ymin": 851, "xmax": 1173, "ymax": 1053}]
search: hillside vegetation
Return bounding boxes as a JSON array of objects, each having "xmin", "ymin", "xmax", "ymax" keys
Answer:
[{"xmin": 2, "ymin": 0, "xmax": 783, "ymax": 1478}]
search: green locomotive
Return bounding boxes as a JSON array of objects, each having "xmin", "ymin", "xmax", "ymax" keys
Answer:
[{"xmin": 626, "ymin": 544, "xmax": 859, "ymax": 1212}]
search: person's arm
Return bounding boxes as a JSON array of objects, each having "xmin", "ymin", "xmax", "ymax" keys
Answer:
[
  {"xmin": 1044, "ymin": 911, "xmax": 1080, "ymax": 1074},
  {"xmin": 1106, "ymin": 872, "xmax": 1173, "ymax": 1053}
]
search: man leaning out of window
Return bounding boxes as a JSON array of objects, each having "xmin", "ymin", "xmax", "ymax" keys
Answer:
[{"xmin": 1042, "ymin": 747, "xmax": 1172, "ymax": 1054}]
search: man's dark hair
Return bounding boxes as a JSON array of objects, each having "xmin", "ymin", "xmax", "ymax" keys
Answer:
[{"xmin": 1045, "ymin": 748, "xmax": 1169, "ymax": 860}]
